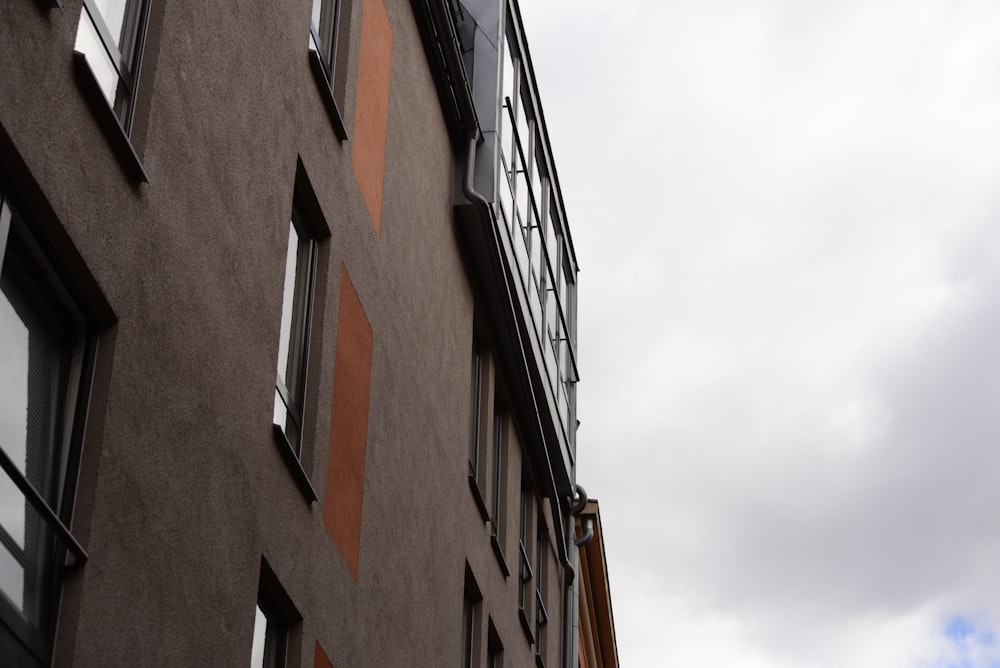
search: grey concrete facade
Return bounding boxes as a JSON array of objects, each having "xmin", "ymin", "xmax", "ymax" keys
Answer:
[{"xmin": 0, "ymin": 0, "xmax": 587, "ymax": 666}]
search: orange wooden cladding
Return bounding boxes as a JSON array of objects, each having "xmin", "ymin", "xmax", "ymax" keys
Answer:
[
  {"xmin": 351, "ymin": 0, "xmax": 393, "ymax": 235},
  {"xmin": 324, "ymin": 266, "xmax": 374, "ymax": 580}
]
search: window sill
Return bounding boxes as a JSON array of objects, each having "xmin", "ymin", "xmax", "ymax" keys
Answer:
[
  {"xmin": 490, "ymin": 531, "xmax": 510, "ymax": 577},
  {"xmin": 72, "ymin": 51, "xmax": 148, "ymax": 184},
  {"xmin": 272, "ymin": 424, "xmax": 318, "ymax": 504},
  {"xmin": 308, "ymin": 50, "xmax": 348, "ymax": 141},
  {"xmin": 467, "ymin": 472, "xmax": 490, "ymax": 522}
]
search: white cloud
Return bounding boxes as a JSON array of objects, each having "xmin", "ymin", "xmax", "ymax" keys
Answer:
[{"xmin": 521, "ymin": 0, "xmax": 1000, "ymax": 665}]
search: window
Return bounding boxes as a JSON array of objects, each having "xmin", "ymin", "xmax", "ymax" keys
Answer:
[
  {"xmin": 251, "ymin": 561, "xmax": 300, "ymax": 668},
  {"xmin": 250, "ymin": 602, "xmax": 286, "ymax": 668},
  {"xmin": 517, "ymin": 482, "xmax": 535, "ymax": 642},
  {"xmin": 489, "ymin": 409, "xmax": 509, "ymax": 575},
  {"xmin": 462, "ymin": 565, "xmax": 483, "ymax": 668},
  {"xmin": 74, "ymin": 0, "xmax": 149, "ymax": 132},
  {"xmin": 0, "ymin": 192, "xmax": 93, "ymax": 667},
  {"xmin": 308, "ymin": 0, "xmax": 349, "ymax": 138},
  {"xmin": 487, "ymin": 618, "xmax": 504, "ymax": 668},
  {"xmin": 467, "ymin": 337, "xmax": 490, "ymax": 519},
  {"xmin": 272, "ymin": 203, "xmax": 319, "ymax": 499},
  {"xmin": 468, "ymin": 339, "xmax": 484, "ymax": 478},
  {"xmin": 534, "ymin": 519, "xmax": 549, "ymax": 664}
]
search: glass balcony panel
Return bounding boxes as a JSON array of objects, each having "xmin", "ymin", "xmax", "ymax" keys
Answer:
[
  {"xmin": 529, "ymin": 222, "xmax": 543, "ymax": 292},
  {"xmin": 516, "ymin": 87, "xmax": 530, "ymax": 154},
  {"xmin": 528, "ymin": 270, "xmax": 542, "ymax": 335},
  {"xmin": 515, "ymin": 166, "xmax": 529, "ymax": 235},
  {"xmin": 513, "ymin": 217, "xmax": 529, "ymax": 287},
  {"xmin": 500, "ymin": 99, "xmax": 516, "ymax": 173},
  {"xmin": 498, "ymin": 165, "xmax": 515, "ymax": 232},
  {"xmin": 502, "ymin": 36, "xmax": 516, "ymax": 115}
]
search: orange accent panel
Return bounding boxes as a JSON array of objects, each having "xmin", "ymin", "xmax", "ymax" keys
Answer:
[
  {"xmin": 579, "ymin": 633, "xmax": 588, "ymax": 668},
  {"xmin": 314, "ymin": 641, "xmax": 334, "ymax": 668},
  {"xmin": 351, "ymin": 0, "xmax": 394, "ymax": 235},
  {"xmin": 324, "ymin": 266, "xmax": 374, "ymax": 580}
]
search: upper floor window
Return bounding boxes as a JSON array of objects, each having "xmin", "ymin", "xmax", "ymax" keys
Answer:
[
  {"xmin": 273, "ymin": 205, "xmax": 318, "ymax": 459},
  {"xmin": 467, "ymin": 336, "xmax": 493, "ymax": 520},
  {"xmin": 308, "ymin": 0, "xmax": 349, "ymax": 139},
  {"xmin": 74, "ymin": 0, "xmax": 149, "ymax": 132},
  {"xmin": 0, "ymin": 191, "xmax": 93, "ymax": 667}
]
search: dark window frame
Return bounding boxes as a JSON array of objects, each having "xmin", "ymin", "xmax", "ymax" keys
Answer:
[
  {"xmin": 252, "ymin": 560, "xmax": 302, "ymax": 668},
  {"xmin": 272, "ymin": 199, "xmax": 322, "ymax": 504},
  {"xmin": 467, "ymin": 336, "xmax": 490, "ymax": 520},
  {"xmin": 72, "ymin": 0, "xmax": 151, "ymax": 182},
  {"xmin": 517, "ymin": 483, "xmax": 535, "ymax": 644},
  {"xmin": 462, "ymin": 564, "xmax": 483, "ymax": 668},
  {"xmin": 0, "ymin": 191, "xmax": 97, "ymax": 667},
  {"xmin": 489, "ymin": 408, "xmax": 510, "ymax": 576},
  {"xmin": 308, "ymin": 0, "xmax": 349, "ymax": 139}
]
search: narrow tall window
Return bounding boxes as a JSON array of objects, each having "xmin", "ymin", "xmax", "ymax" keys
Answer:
[
  {"xmin": 251, "ymin": 561, "xmax": 300, "ymax": 668},
  {"xmin": 308, "ymin": 0, "xmax": 349, "ymax": 138},
  {"xmin": 462, "ymin": 566, "xmax": 483, "ymax": 668},
  {"xmin": 250, "ymin": 602, "xmax": 286, "ymax": 668},
  {"xmin": 310, "ymin": 0, "xmax": 342, "ymax": 78},
  {"xmin": 534, "ymin": 520, "xmax": 549, "ymax": 661},
  {"xmin": 74, "ymin": 0, "xmax": 149, "ymax": 131},
  {"xmin": 487, "ymin": 618, "xmax": 504, "ymax": 668},
  {"xmin": 517, "ymin": 483, "xmax": 535, "ymax": 641},
  {"xmin": 467, "ymin": 338, "xmax": 491, "ymax": 519},
  {"xmin": 489, "ymin": 409, "xmax": 509, "ymax": 574},
  {"xmin": 0, "ymin": 193, "xmax": 93, "ymax": 667},
  {"xmin": 468, "ymin": 341, "xmax": 483, "ymax": 478},
  {"xmin": 273, "ymin": 206, "xmax": 318, "ymax": 457}
]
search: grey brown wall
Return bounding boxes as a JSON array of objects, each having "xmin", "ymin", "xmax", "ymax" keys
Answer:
[{"xmin": 0, "ymin": 0, "xmax": 564, "ymax": 665}]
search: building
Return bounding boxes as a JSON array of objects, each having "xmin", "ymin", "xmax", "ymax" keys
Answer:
[
  {"xmin": 574, "ymin": 500, "xmax": 620, "ymax": 668},
  {"xmin": 0, "ymin": 0, "xmax": 613, "ymax": 665}
]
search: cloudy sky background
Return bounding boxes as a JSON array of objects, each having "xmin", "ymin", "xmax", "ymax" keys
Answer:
[{"xmin": 517, "ymin": 1, "xmax": 1000, "ymax": 665}]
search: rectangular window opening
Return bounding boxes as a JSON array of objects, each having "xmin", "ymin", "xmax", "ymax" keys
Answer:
[
  {"xmin": 0, "ymin": 191, "xmax": 94, "ymax": 667},
  {"xmin": 74, "ymin": 0, "xmax": 149, "ymax": 132},
  {"xmin": 308, "ymin": 0, "xmax": 349, "ymax": 139},
  {"xmin": 252, "ymin": 560, "xmax": 301, "ymax": 668},
  {"xmin": 272, "ymin": 200, "xmax": 320, "ymax": 503}
]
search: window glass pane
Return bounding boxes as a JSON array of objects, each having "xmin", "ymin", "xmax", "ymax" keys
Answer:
[
  {"xmin": 275, "ymin": 222, "xmax": 300, "ymax": 392},
  {"xmin": 0, "ymin": 220, "xmax": 81, "ymax": 636},
  {"xmin": 75, "ymin": 15, "xmax": 120, "ymax": 106},
  {"xmin": 468, "ymin": 343, "xmax": 482, "ymax": 473},
  {"xmin": 312, "ymin": 0, "xmax": 337, "ymax": 67},
  {"xmin": 1, "ymin": 251, "xmax": 74, "ymax": 506},
  {"xmin": 88, "ymin": 0, "xmax": 144, "ymax": 67},
  {"xmin": 311, "ymin": 0, "xmax": 324, "ymax": 37},
  {"xmin": 285, "ymin": 234, "xmax": 313, "ymax": 404},
  {"xmin": 92, "ymin": 0, "xmax": 129, "ymax": 50},
  {"xmin": 250, "ymin": 604, "xmax": 267, "ymax": 667},
  {"xmin": 515, "ymin": 86, "xmax": 530, "ymax": 158},
  {"xmin": 0, "ymin": 496, "xmax": 55, "ymax": 630}
]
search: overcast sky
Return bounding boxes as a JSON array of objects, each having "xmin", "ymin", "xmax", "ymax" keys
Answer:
[{"xmin": 518, "ymin": 1, "xmax": 1000, "ymax": 665}]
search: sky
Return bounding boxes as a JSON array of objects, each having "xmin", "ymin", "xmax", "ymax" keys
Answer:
[{"xmin": 517, "ymin": 1, "xmax": 1000, "ymax": 665}]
